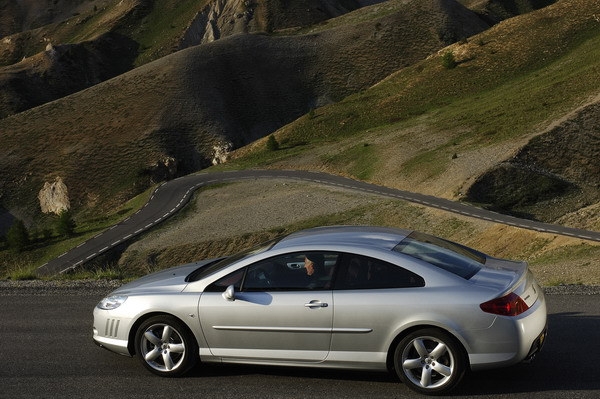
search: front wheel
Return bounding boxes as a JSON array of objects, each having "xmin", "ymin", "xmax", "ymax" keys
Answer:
[
  {"xmin": 134, "ymin": 315, "xmax": 198, "ymax": 377},
  {"xmin": 394, "ymin": 328, "xmax": 467, "ymax": 395}
]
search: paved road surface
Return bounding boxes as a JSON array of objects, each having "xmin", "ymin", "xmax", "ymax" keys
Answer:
[
  {"xmin": 1, "ymin": 285, "xmax": 599, "ymax": 398},
  {"xmin": 37, "ymin": 170, "xmax": 600, "ymax": 276}
]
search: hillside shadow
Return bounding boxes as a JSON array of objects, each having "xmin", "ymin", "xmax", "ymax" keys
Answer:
[
  {"xmin": 0, "ymin": 207, "xmax": 15, "ymax": 235},
  {"xmin": 85, "ymin": 208, "xmax": 133, "ymax": 225}
]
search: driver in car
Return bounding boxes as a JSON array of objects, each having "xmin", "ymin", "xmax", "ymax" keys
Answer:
[{"xmin": 304, "ymin": 253, "xmax": 327, "ymax": 288}]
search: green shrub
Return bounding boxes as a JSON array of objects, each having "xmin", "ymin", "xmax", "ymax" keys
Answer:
[
  {"xmin": 441, "ymin": 51, "xmax": 457, "ymax": 69},
  {"xmin": 266, "ymin": 135, "xmax": 280, "ymax": 151},
  {"xmin": 6, "ymin": 219, "xmax": 29, "ymax": 252},
  {"xmin": 56, "ymin": 210, "xmax": 76, "ymax": 238}
]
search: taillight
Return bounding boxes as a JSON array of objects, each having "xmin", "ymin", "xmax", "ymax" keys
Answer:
[{"xmin": 480, "ymin": 292, "xmax": 529, "ymax": 316}]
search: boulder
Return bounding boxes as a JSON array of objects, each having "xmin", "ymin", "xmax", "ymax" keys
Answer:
[{"xmin": 39, "ymin": 177, "xmax": 70, "ymax": 214}]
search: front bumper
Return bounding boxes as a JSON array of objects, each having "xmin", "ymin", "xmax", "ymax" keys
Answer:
[
  {"xmin": 93, "ymin": 307, "xmax": 134, "ymax": 356},
  {"xmin": 93, "ymin": 326, "xmax": 132, "ymax": 356}
]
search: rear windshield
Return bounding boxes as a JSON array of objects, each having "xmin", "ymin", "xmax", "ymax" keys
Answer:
[{"xmin": 393, "ymin": 231, "xmax": 484, "ymax": 279}]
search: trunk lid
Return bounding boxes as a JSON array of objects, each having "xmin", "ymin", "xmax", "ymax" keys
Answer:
[{"xmin": 471, "ymin": 258, "xmax": 540, "ymax": 307}]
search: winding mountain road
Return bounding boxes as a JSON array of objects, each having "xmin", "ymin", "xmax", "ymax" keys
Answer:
[{"xmin": 36, "ymin": 169, "xmax": 600, "ymax": 276}]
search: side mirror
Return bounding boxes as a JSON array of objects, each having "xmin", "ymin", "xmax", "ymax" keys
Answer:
[{"xmin": 222, "ymin": 285, "xmax": 236, "ymax": 301}]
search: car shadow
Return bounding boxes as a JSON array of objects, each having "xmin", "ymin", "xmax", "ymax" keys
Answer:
[
  {"xmin": 182, "ymin": 311, "xmax": 599, "ymax": 395},
  {"xmin": 454, "ymin": 311, "xmax": 600, "ymax": 395},
  {"xmin": 186, "ymin": 359, "xmax": 394, "ymax": 381}
]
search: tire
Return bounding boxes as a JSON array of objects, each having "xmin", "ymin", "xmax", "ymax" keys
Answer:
[
  {"xmin": 393, "ymin": 328, "xmax": 467, "ymax": 395},
  {"xmin": 134, "ymin": 315, "xmax": 198, "ymax": 377}
]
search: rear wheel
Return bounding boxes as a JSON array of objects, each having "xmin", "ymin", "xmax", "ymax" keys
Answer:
[
  {"xmin": 134, "ymin": 315, "xmax": 198, "ymax": 377},
  {"xmin": 394, "ymin": 328, "xmax": 467, "ymax": 395}
]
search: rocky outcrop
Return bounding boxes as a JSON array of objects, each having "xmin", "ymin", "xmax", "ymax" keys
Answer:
[
  {"xmin": 212, "ymin": 141, "xmax": 233, "ymax": 165},
  {"xmin": 146, "ymin": 157, "xmax": 178, "ymax": 183},
  {"xmin": 178, "ymin": 0, "xmax": 373, "ymax": 49},
  {"xmin": 179, "ymin": 0, "xmax": 256, "ymax": 48},
  {"xmin": 38, "ymin": 177, "xmax": 70, "ymax": 215}
]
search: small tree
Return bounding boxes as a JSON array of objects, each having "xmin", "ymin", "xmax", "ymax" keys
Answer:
[
  {"xmin": 266, "ymin": 134, "xmax": 280, "ymax": 151},
  {"xmin": 56, "ymin": 210, "xmax": 76, "ymax": 238},
  {"xmin": 6, "ymin": 219, "xmax": 29, "ymax": 252},
  {"xmin": 441, "ymin": 51, "xmax": 458, "ymax": 69}
]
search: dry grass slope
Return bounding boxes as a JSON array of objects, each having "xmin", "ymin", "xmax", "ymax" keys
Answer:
[{"xmin": 232, "ymin": 0, "xmax": 600, "ymax": 227}]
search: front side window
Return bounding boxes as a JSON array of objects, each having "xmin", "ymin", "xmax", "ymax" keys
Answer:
[
  {"xmin": 187, "ymin": 238, "xmax": 278, "ymax": 282},
  {"xmin": 206, "ymin": 252, "xmax": 339, "ymax": 292},
  {"xmin": 204, "ymin": 269, "xmax": 245, "ymax": 292}
]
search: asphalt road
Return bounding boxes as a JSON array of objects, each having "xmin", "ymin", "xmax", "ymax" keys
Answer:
[
  {"xmin": 36, "ymin": 170, "xmax": 600, "ymax": 276},
  {"xmin": 1, "ymin": 287, "xmax": 599, "ymax": 398}
]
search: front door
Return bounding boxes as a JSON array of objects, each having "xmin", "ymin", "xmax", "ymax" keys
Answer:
[{"xmin": 198, "ymin": 251, "xmax": 338, "ymax": 362}]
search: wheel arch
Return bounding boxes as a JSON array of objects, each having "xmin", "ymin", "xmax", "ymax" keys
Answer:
[
  {"xmin": 127, "ymin": 312, "xmax": 196, "ymax": 356},
  {"xmin": 385, "ymin": 324, "xmax": 470, "ymax": 373}
]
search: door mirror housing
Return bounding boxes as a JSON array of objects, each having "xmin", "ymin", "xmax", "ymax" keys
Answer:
[{"xmin": 222, "ymin": 285, "xmax": 236, "ymax": 301}]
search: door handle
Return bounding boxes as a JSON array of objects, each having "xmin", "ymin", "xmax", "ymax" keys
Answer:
[{"xmin": 305, "ymin": 300, "xmax": 328, "ymax": 308}]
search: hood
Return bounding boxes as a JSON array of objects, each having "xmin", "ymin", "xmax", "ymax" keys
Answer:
[{"xmin": 111, "ymin": 260, "xmax": 214, "ymax": 295}]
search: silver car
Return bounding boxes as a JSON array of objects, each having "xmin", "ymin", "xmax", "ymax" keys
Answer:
[{"xmin": 93, "ymin": 225, "xmax": 547, "ymax": 395}]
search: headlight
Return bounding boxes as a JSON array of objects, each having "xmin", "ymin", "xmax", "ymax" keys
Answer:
[{"xmin": 97, "ymin": 295, "xmax": 128, "ymax": 310}]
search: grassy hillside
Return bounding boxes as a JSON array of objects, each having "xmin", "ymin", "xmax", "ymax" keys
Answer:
[
  {"xmin": 0, "ymin": 0, "xmax": 489, "ymax": 225},
  {"xmin": 0, "ymin": 1, "xmax": 206, "ymax": 65},
  {"xmin": 230, "ymin": 0, "xmax": 600, "ymax": 225},
  {"xmin": 0, "ymin": 0, "xmax": 551, "ymax": 119},
  {"xmin": 1, "ymin": 0, "xmax": 599, "ymax": 280},
  {"xmin": 0, "ymin": 0, "xmax": 213, "ymax": 116}
]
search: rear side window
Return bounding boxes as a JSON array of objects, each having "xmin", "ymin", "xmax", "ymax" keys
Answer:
[
  {"xmin": 335, "ymin": 254, "xmax": 424, "ymax": 290},
  {"xmin": 393, "ymin": 231, "xmax": 483, "ymax": 279}
]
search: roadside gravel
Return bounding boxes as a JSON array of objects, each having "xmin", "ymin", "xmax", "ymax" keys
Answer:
[
  {"xmin": 0, "ymin": 279, "xmax": 598, "ymax": 296},
  {"xmin": 0, "ymin": 279, "xmax": 122, "ymax": 296}
]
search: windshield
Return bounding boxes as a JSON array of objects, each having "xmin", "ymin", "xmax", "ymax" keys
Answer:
[
  {"xmin": 186, "ymin": 238, "xmax": 278, "ymax": 282},
  {"xmin": 393, "ymin": 231, "xmax": 484, "ymax": 279}
]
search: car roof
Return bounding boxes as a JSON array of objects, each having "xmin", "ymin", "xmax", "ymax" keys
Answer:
[{"xmin": 272, "ymin": 225, "xmax": 412, "ymax": 252}]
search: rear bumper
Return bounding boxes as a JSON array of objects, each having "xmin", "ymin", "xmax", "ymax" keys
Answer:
[
  {"xmin": 523, "ymin": 324, "xmax": 547, "ymax": 363},
  {"xmin": 469, "ymin": 290, "xmax": 547, "ymax": 370}
]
